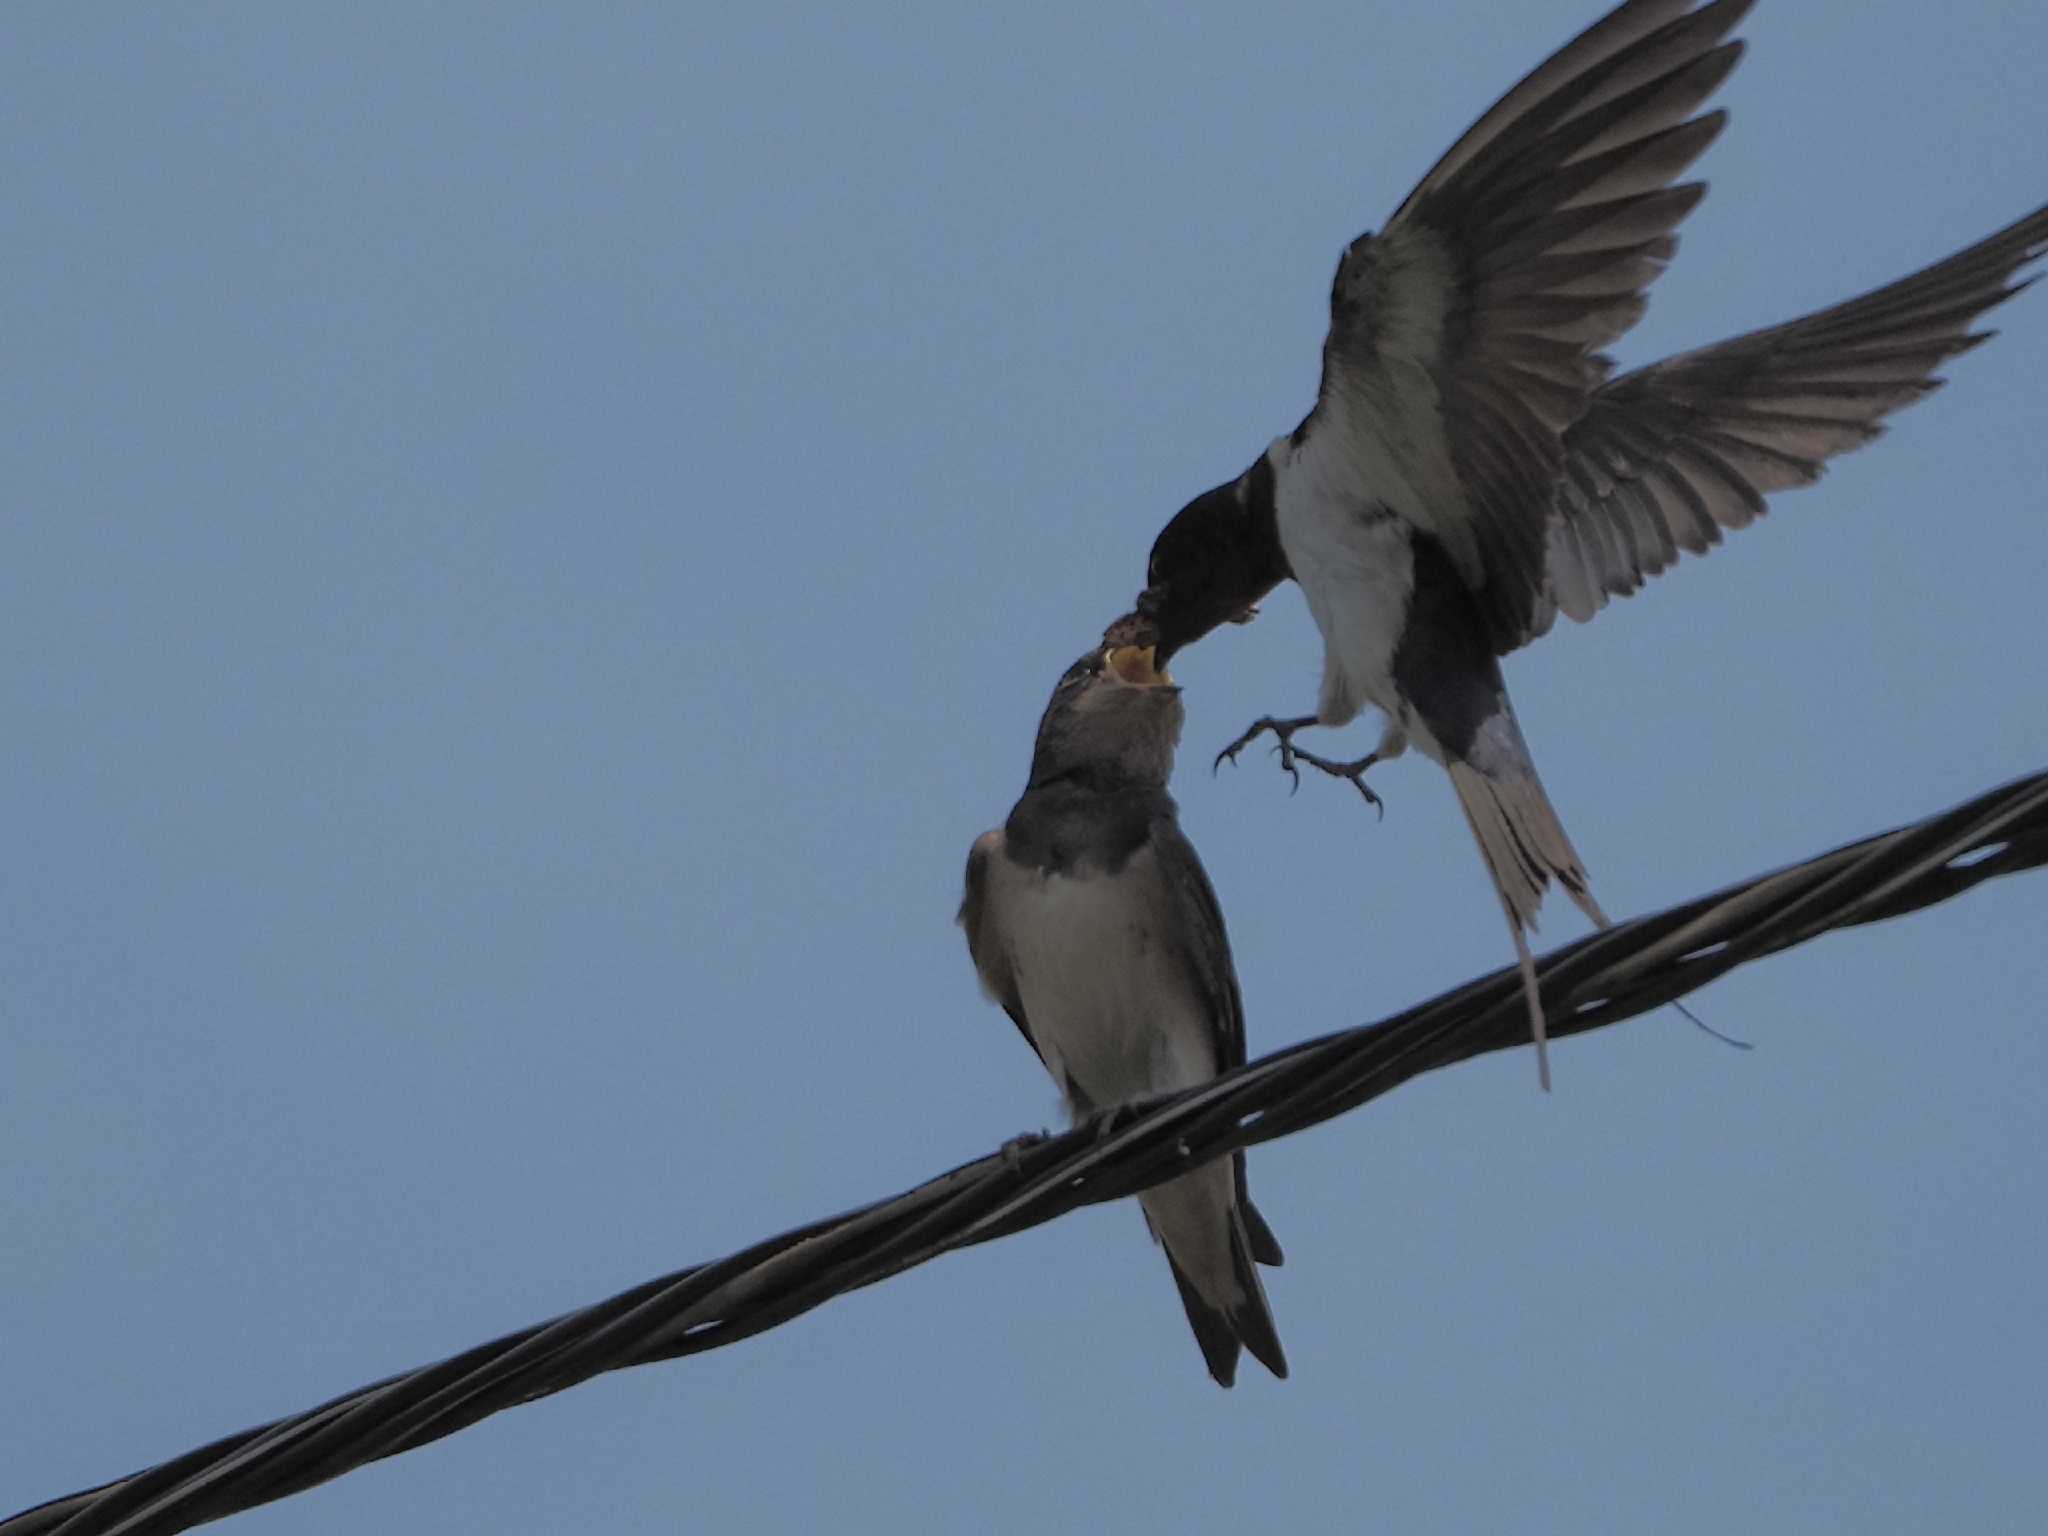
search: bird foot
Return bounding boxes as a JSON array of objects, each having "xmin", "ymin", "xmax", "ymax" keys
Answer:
[
  {"xmin": 1285, "ymin": 747, "xmax": 1386, "ymax": 820},
  {"xmin": 999, "ymin": 1131, "xmax": 1049, "ymax": 1170},
  {"xmin": 1212, "ymin": 714, "xmax": 1319, "ymax": 779},
  {"xmin": 1213, "ymin": 715, "xmax": 1386, "ymax": 817},
  {"xmin": 1087, "ymin": 1105, "xmax": 1135, "ymax": 1145}
]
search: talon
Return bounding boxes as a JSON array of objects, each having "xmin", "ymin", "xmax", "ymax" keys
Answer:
[
  {"xmin": 1212, "ymin": 714, "xmax": 1385, "ymax": 812},
  {"xmin": 1213, "ymin": 714, "xmax": 1319, "ymax": 784},
  {"xmin": 1347, "ymin": 774, "xmax": 1385, "ymax": 820},
  {"xmin": 1270, "ymin": 740, "xmax": 1302, "ymax": 793},
  {"xmin": 1286, "ymin": 746, "xmax": 1388, "ymax": 819},
  {"xmin": 999, "ymin": 1131, "xmax": 1047, "ymax": 1170}
]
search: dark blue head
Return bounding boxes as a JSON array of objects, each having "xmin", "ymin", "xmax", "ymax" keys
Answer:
[{"xmin": 1139, "ymin": 458, "xmax": 1289, "ymax": 663}]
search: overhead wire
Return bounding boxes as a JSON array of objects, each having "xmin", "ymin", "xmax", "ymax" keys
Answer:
[{"xmin": 8, "ymin": 767, "xmax": 2045, "ymax": 1536}]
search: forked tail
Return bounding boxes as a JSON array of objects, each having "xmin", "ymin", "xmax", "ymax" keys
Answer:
[
  {"xmin": 1446, "ymin": 755, "xmax": 1608, "ymax": 1091},
  {"xmin": 1144, "ymin": 1163, "xmax": 1287, "ymax": 1388}
]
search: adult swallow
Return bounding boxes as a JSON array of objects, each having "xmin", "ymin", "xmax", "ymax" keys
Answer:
[
  {"xmin": 960, "ymin": 641, "xmax": 1286, "ymax": 1387},
  {"xmin": 1136, "ymin": 0, "xmax": 2048, "ymax": 1087}
]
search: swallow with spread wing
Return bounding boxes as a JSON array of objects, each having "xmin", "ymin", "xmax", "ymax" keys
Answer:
[{"xmin": 1135, "ymin": 0, "xmax": 2048, "ymax": 1088}]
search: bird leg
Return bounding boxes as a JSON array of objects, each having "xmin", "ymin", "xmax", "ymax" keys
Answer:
[
  {"xmin": 999, "ymin": 1131, "xmax": 1049, "ymax": 1170},
  {"xmin": 1213, "ymin": 715, "xmax": 1386, "ymax": 816},
  {"xmin": 1212, "ymin": 714, "xmax": 1319, "ymax": 778},
  {"xmin": 1281, "ymin": 746, "xmax": 1385, "ymax": 819}
]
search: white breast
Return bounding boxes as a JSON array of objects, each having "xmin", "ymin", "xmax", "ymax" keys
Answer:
[
  {"xmin": 1270, "ymin": 431, "xmax": 1417, "ymax": 732},
  {"xmin": 987, "ymin": 848, "xmax": 1219, "ymax": 1117}
]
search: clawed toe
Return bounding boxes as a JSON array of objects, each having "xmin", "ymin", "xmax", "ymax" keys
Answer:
[
  {"xmin": 999, "ymin": 1132, "xmax": 1049, "ymax": 1169},
  {"xmin": 1281, "ymin": 747, "xmax": 1387, "ymax": 819},
  {"xmin": 1212, "ymin": 715, "xmax": 1387, "ymax": 815},
  {"xmin": 1269, "ymin": 740, "xmax": 1304, "ymax": 794},
  {"xmin": 1212, "ymin": 714, "xmax": 1318, "ymax": 777}
]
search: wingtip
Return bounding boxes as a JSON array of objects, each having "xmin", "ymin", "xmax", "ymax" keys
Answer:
[
  {"xmin": 1227, "ymin": 1287, "xmax": 1289, "ymax": 1381},
  {"xmin": 1241, "ymin": 1327, "xmax": 1290, "ymax": 1382},
  {"xmin": 1243, "ymin": 1198, "xmax": 1286, "ymax": 1268},
  {"xmin": 1695, "ymin": 35, "xmax": 1747, "ymax": 91}
]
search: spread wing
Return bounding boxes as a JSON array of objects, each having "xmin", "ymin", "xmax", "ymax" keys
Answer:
[
  {"xmin": 1306, "ymin": 0, "xmax": 1749, "ymax": 650},
  {"xmin": 958, "ymin": 830, "xmax": 1042, "ymax": 1067},
  {"xmin": 1537, "ymin": 203, "xmax": 2048, "ymax": 630}
]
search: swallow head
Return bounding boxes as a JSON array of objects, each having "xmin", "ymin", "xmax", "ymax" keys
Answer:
[
  {"xmin": 1028, "ymin": 642, "xmax": 1184, "ymax": 788},
  {"xmin": 1141, "ymin": 476, "xmax": 1285, "ymax": 664}
]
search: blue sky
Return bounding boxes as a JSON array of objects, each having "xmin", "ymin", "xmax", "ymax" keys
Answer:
[{"xmin": 5, "ymin": 3, "xmax": 2045, "ymax": 1531}]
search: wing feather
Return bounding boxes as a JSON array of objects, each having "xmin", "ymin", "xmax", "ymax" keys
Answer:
[
  {"xmin": 1147, "ymin": 816, "xmax": 1247, "ymax": 1073},
  {"xmin": 1309, "ymin": 0, "xmax": 1750, "ymax": 648},
  {"xmin": 1538, "ymin": 204, "xmax": 2048, "ymax": 627},
  {"xmin": 1148, "ymin": 813, "xmax": 1277, "ymax": 1261},
  {"xmin": 958, "ymin": 831, "xmax": 1042, "ymax": 1067}
]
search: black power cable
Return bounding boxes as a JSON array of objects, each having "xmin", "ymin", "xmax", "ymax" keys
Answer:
[{"xmin": 10, "ymin": 769, "xmax": 2045, "ymax": 1536}]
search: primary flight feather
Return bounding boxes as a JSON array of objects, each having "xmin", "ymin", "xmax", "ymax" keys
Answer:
[{"xmin": 1136, "ymin": 0, "xmax": 2048, "ymax": 1087}]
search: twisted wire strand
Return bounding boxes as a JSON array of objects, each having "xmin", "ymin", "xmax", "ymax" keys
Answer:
[{"xmin": 10, "ymin": 768, "xmax": 2045, "ymax": 1536}]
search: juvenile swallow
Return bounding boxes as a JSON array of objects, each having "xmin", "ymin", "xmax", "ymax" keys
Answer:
[
  {"xmin": 1136, "ymin": 0, "xmax": 2048, "ymax": 1087},
  {"xmin": 960, "ymin": 641, "xmax": 1286, "ymax": 1387}
]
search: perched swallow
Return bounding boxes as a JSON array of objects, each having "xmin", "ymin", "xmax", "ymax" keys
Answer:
[
  {"xmin": 959, "ymin": 641, "xmax": 1286, "ymax": 1387},
  {"xmin": 1136, "ymin": 0, "xmax": 2048, "ymax": 1087}
]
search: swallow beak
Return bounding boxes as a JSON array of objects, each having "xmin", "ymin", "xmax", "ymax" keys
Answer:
[{"xmin": 1105, "ymin": 644, "xmax": 1175, "ymax": 689}]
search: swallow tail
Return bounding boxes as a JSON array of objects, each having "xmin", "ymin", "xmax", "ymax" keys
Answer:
[
  {"xmin": 1146, "ymin": 1165, "xmax": 1288, "ymax": 1388},
  {"xmin": 1221, "ymin": 1208, "xmax": 1289, "ymax": 1380},
  {"xmin": 1164, "ymin": 1247, "xmax": 1245, "ymax": 1388},
  {"xmin": 1446, "ymin": 749, "xmax": 1609, "ymax": 1092}
]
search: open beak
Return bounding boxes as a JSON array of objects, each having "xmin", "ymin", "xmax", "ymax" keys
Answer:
[{"xmin": 1104, "ymin": 644, "xmax": 1174, "ymax": 689}]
